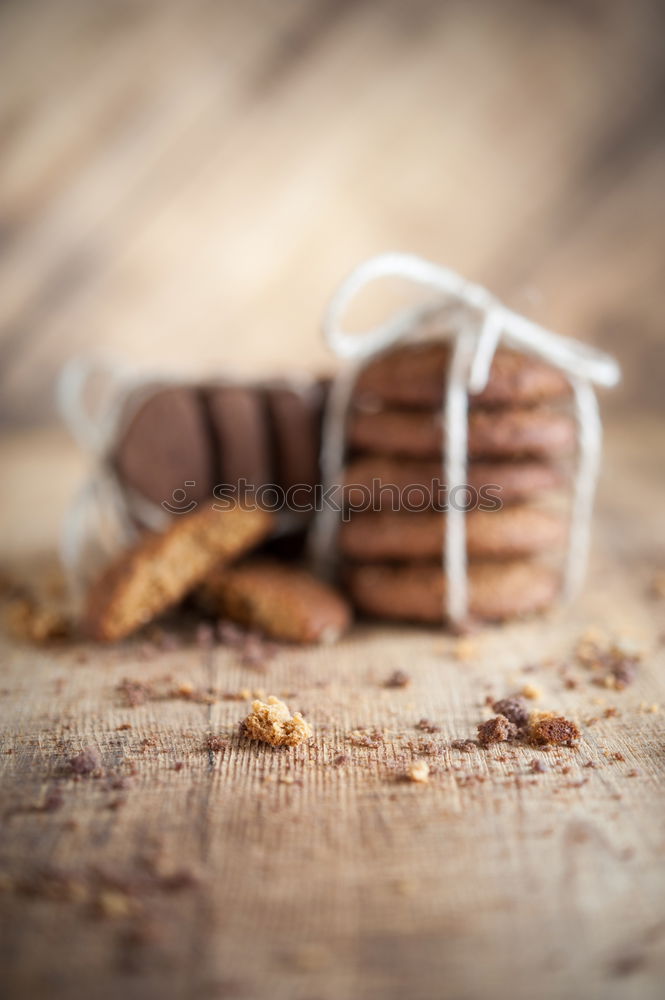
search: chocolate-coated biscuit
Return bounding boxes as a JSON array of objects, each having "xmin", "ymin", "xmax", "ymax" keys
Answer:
[
  {"xmin": 264, "ymin": 381, "xmax": 324, "ymax": 493},
  {"xmin": 346, "ymin": 560, "xmax": 559, "ymax": 623},
  {"xmin": 199, "ymin": 560, "xmax": 352, "ymax": 644},
  {"xmin": 348, "ymin": 406, "xmax": 575, "ymax": 460},
  {"xmin": 205, "ymin": 384, "xmax": 272, "ymax": 490},
  {"xmin": 343, "ymin": 456, "xmax": 564, "ymax": 507},
  {"xmin": 84, "ymin": 504, "xmax": 273, "ymax": 642},
  {"xmin": 339, "ymin": 506, "xmax": 566, "ymax": 561},
  {"xmin": 114, "ymin": 385, "xmax": 213, "ymax": 509},
  {"xmin": 353, "ymin": 344, "xmax": 570, "ymax": 410}
]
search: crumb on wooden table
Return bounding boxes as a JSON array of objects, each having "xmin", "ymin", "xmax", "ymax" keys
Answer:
[
  {"xmin": 477, "ymin": 715, "xmax": 517, "ymax": 746},
  {"xmin": 528, "ymin": 712, "xmax": 580, "ymax": 746},
  {"xmin": 406, "ymin": 760, "xmax": 430, "ymax": 783},
  {"xmin": 242, "ymin": 697, "xmax": 312, "ymax": 748}
]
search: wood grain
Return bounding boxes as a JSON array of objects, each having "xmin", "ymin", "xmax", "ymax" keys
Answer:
[
  {"xmin": 1, "ymin": 0, "xmax": 664, "ymax": 425},
  {"xmin": 0, "ymin": 418, "xmax": 664, "ymax": 999}
]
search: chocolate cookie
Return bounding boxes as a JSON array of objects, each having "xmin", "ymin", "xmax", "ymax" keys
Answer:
[
  {"xmin": 205, "ymin": 384, "xmax": 272, "ymax": 491},
  {"xmin": 347, "ymin": 406, "xmax": 575, "ymax": 460},
  {"xmin": 113, "ymin": 385, "xmax": 213, "ymax": 509},
  {"xmin": 340, "ymin": 506, "xmax": 566, "ymax": 561},
  {"xmin": 346, "ymin": 561, "xmax": 559, "ymax": 623},
  {"xmin": 264, "ymin": 380, "xmax": 324, "ymax": 494},
  {"xmin": 353, "ymin": 344, "xmax": 570, "ymax": 410},
  {"xmin": 343, "ymin": 456, "xmax": 564, "ymax": 508},
  {"xmin": 199, "ymin": 560, "xmax": 352, "ymax": 644},
  {"xmin": 84, "ymin": 504, "xmax": 273, "ymax": 642}
]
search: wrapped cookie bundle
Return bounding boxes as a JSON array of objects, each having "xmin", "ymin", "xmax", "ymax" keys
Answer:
[
  {"xmin": 312, "ymin": 253, "xmax": 620, "ymax": 628},
  {"xmin": 58, "ymin": 365, "xmax": 350, "ymax": 644}
]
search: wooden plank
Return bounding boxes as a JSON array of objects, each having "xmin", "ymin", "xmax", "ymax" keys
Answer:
[{"xmin": 0, "ymin": 418, "xmax": 664, "ymax": 998}]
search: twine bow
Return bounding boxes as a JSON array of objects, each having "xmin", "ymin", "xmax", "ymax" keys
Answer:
[{"xmin": 314, "ymin": 252, "xmax": 620, "ymax": 623}]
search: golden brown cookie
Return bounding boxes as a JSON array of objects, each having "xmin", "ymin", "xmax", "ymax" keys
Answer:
[
  {"xmin": 345, "ymin": 560, "xmax": 559, "ymax": 623},
  {"xmin": 347, "ymin": 406, "xmax": 575, "ymax": 461},
  {"xmin": 343, "ymin": 456, "xmax": 564, "ymax": 508},
  {"xmin": 199, "ymin": 560, "xmax": 352, "ymax": 644},
  {"xmin": 339, "ymin": 507, "xmax": 566, "ymax": 561},
  {"xmin": 84, "ymin": 504, "xmax": 273, "ymax": 642},
  {"xmin": 353, "ymin": 344, "xmax": 570, "ymax": 410}
]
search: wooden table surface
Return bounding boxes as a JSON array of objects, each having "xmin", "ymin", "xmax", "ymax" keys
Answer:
[{"xmin": 0, "ymin": 417, "xmax": 664, "ymax": 1000}]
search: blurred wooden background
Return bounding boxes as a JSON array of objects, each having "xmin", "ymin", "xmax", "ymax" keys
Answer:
[{"xmin": 1, "ymin": 0, "xmax": 664, "ymax": 426}]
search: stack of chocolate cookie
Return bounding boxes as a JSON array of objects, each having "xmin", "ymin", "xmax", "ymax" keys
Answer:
[
  {"xmin": 338, "ymin": 341, "xmax": 576, "ymax": 624},
  {"xmin": 113, "ymin": 377, "xmax": 326, "ymax": 523}
]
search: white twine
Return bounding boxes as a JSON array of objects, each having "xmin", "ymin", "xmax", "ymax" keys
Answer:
[{"xmin": 313, "ymin": 252, "xmax": 620, "ymax": 624}]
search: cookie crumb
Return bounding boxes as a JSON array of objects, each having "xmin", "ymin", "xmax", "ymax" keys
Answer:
[
  {"xmin": 67, "ymin": 748, "xmax": 101, "ymax": 776},
  {"xmin": 243, "ymin": 697, "xmax": 312, "ymax": 748},
  {"xmin": 385, "ymin": 670, "xmax": 411, "ymax": 689},
  {"xmin": 477, "ymin": 715, "xmax": 517, "ymax": 746},
  {"xmin": 521, "ymin": 683, "xmax": 542, "ymax": 701},
  {"xmin": 528, "ymin": 712, "xmax": 580, "ymax": 746},
  {"xmin": 491, "ymin": 697, "xmax": 530, "ymax": 728},
  {"xmin": 406, "ymin": 760, "xmax": 430, "ymax": 783},
  {"xmin": 416, "ymin": 718, "xmax": 440, "ymax": 733}
]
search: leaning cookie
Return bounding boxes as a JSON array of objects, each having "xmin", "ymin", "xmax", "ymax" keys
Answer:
[
  {"xmin": 348, "ymin": 406, "xmax": 576, "ymax": 461},
  {"xmin": 84, "ymin": 504, "xmax": 273, "ymax": 642},
  {"xmin": 353, "ymin": 344, "xmax": 571, "ymax": 410},
  {"xmin": 345, "ymin": 561, "xmax": 559, "ymax": 623},
  {"xmin": 340, "ymin": 506, "xmax": 566, "ymax": 562},
  {"xmin": 343, "ymin": 456, "xmax": 564, "ymax": 507},
  {"xmin": 199, "ymin": 560, "xmax": 352, "ymax": 644}
]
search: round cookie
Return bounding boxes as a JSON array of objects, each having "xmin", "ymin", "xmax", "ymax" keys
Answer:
[
  {"xmin": 205, "ymin": 384, "xmax": 272, "ymax": 491},
  {"xmin": 264, "ymin": 380, "xmax": 325, "ymax": 493},
  {"xmin": 348, "ymin": 406, "xmax": 576, "ymax": 461},
  {"xmin": 199, "ymin": 559, "xmax": 352, "ymax": 644},
  {"xmin": 353, "ymin": 343, "xmax": 570, "ymax": 410},
  {"xmin": 339, "ymin": 506, "xmax": 566, "ymax": 561},
  {"xmin": 345, "ymin": 560, "xmax": 559, "ymax": 623},
  {"xmin": 343, "ymin": 456, "xmax": 565, "ymax": 508},
  {"xmin": 113, "ymin": 385, "xmax": 214, "ymax": 509}
]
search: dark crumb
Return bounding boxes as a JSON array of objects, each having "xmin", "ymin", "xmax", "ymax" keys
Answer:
[
  {"xmin": 529, "ymin": 759, "xmax": 548, "ymax": 773},
  {"xmin": 477, "ymin": 715, "xmax": 517, "ymax": 746},
  {"xmin": 205, "ymin": 735, "xmax": 226, "ymax": 752},
  {"xmin": 416, "ymin": 718, "xmax": 440, "ymax": 734},
  {"xmin": 385, "ymin": 670, "xmax": 411, "ymax": 689},
  {"xmin": 139, "ymin": 737, "xmax": 157, "ymax": 751},
  {"xmin": 450, "ymin": 739, "xmax": 477, "ymax": 752},
  {"xmin": 611, "ymin": 752, "xmax": 626, "ymax": 762},
  {"xmin": 333, "ymin": 754, "xmax": 349, "ymax": 766},
  {"xmin": 626, "ymin": 769, "xmax": 640, "ymax": 778},
  {"xmin": 67, "ymin": 748, "xmax": 101, "ymax": 776},
  {"xmin": 491, "ymin": 697, "xmax": 529, "ymax": 728},
  {"xmin": 159, "ymin": 869, "xmax": 199, "ymax": 892},
  {"xmin": 41, "ymin": 789, "xmax": 65, "ymax": 812},
  {"xmin": 173, "ymin": 761, "xmax": 185, "ymax": 771},
  {"xmin": 582, "ymin": 760, "xmax": 597, "ymax": 768},
  {"xmin": 196, "ymin": 623, "xmax": 215, "ymax": 647},
  {"xmin": 117, "ymin": 678, "xmax": 151, "ymax": 708},
  {"xmin": 116, "ymin": 723, "xmax": 133, "ymax": 731},
  {"xmin": 530, "ymin": 715, "xmax": 580, "ymax": 747},
  {"xmin": 604, "ymin": 706, "xmax": 619, "ymax": 718}
]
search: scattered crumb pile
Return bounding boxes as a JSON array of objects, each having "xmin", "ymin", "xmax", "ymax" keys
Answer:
[
  {"xmin": 406, "ymin": 760, "xmax": 430, "ymax": 784},
  {"xmin": 242, "ymin": 696, "xmax": 312, "ymax": 748},
  {"xmin": 477, "ymin": 695, "xmax": 580, "ymax": 748},
  {"xmin": 574, "ymin": 631, "xmax": 641, "ymax": 689}
]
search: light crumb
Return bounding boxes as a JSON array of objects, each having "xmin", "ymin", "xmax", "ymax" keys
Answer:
[
  {"xmin": 454, "ymin": 638, "xmax": 475, "ymax": 662},
  {"xmin": 243, "ymin": 696, "xmax": 312, "ymax": 748},
  {"xmin": 406, "ymin": 760, "xmax": 430, "ymax": 783},
  {"xmin": 521, "ymin": 683, "xmax": 542, "ymax": 700}
]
